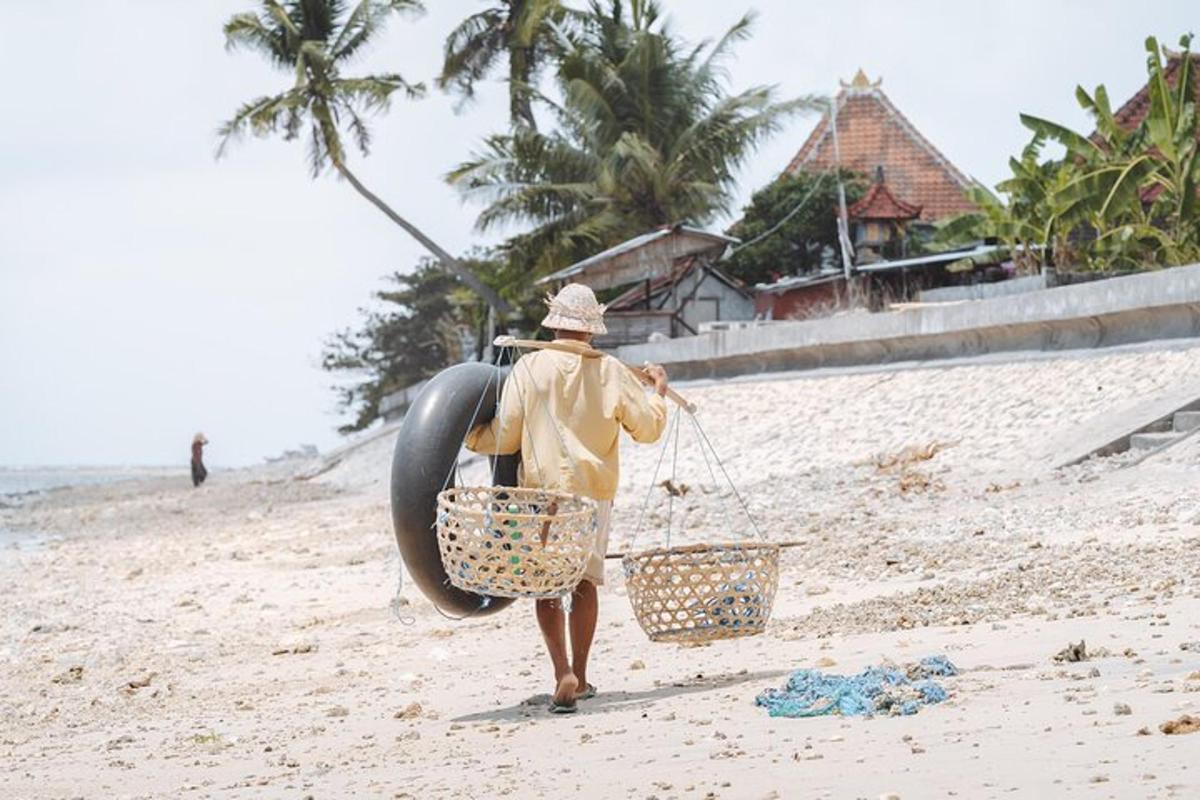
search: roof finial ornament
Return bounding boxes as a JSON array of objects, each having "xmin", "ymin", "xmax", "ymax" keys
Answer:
[{"xmin": 840, "ymin": 68, "xmax": 882, "ymax": 92}]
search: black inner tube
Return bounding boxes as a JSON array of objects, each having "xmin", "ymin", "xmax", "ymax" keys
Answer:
[{"xmin": 389, "ymin": 362, "xmax": 517, "ymax": 617}]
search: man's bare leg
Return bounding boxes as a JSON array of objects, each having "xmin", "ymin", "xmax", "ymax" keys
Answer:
[
  {"xmin": 569, "ymin": 580, "xmax": 599, "ymax": 695},
  {"xmin": 535, "ymin": 598, "xmax": 578, "ymax": 704}
]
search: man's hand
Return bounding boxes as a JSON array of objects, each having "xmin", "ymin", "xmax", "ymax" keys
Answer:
[{"xmin": 643, "ymin": 363, "xmax": 669, "ymax": 397}]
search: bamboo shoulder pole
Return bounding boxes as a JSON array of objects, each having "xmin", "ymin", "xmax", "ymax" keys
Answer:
[
  {"xmin": 604, "ymin": 540, "xmax": 809, "ymax": 560},
  {"xmin": 493, "ymin": 336, "xmax": 697, "ymax": 413}
]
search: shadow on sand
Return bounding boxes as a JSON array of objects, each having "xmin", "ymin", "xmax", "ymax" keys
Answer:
[{"xmin": 452, "ymin": 668, "xmax": 791, "ymax": 723}]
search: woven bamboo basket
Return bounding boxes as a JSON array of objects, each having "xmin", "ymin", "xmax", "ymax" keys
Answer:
[
  {"xmin": 436, "ymin": 486, "xmax": 597, "ymax": 599},
  {"xmin": 622, "ymin": 542, "xmax": 780, "ymax": 643}
]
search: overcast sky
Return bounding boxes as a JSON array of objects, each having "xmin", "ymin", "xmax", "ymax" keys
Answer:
[{"xmin": 1, "ymin": 1, "xmax": 1194, "ymax": 468}]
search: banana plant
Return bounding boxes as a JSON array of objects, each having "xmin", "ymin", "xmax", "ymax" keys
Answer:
[
  {"xmin": 935, "ymin": 136, "xmax": 1074, "ymax": 272},
  {"xmin": 1034, "ymin": 35, "xmax": 1197, "ymax": 268},
  {"xmin": 948, "ymin": 33, "xmax": 1199, "ymax": 271}
]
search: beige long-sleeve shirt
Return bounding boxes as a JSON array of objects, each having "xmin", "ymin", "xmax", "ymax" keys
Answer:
[{"xmin": 464, "ymin": 343, "xmax": 668, "ymax": 501}]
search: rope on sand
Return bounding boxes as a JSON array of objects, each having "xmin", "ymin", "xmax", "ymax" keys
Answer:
[{"xmin": 755, "ymin": 655, "xmax": 957, "ymax": 718}]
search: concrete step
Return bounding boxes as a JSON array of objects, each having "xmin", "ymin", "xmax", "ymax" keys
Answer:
[
  {"xmin": 1174, "ymin": 411, "xmax": 1200, "ymax": 433},
  {"xmin": 1129, "ymin": 432, "xmax": 1181, "ymax": 451}
]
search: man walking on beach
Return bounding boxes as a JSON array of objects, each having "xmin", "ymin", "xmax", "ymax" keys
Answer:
[{"xmin": 466, "ymin": 284, "xmax": 669, "ymax": 713}]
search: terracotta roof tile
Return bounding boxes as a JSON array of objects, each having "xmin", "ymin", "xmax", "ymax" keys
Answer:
[
  {"xmin": 847, "ymin": 181, "xmax": 922, "ymax": 220},
  {"xmin": 785, "ymin": 78, "xmax": 978, "ymax": 221}
]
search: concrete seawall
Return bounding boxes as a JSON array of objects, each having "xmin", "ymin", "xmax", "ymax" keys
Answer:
[
  {"xmin": 918, "ymin": 273, "xmax": 1049, "ymax": 303},
  {"xmin": 616, "ymin": 262, "xmax": 1200, "ymax": 380}
]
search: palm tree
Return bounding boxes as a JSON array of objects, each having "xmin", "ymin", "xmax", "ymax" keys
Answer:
[
  {"xmin": 218, "ymin": 0, "xmax": 510, "ymax": 314},
  {"xmin": 438, "ymin": 0, "xmax": 573, "ymax": 129},
  {"xmin": 448, "ymin": 0, "xmax": 814, "ymax": 275}
]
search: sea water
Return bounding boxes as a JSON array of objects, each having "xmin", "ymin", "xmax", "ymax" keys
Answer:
[
  {"xmin": 0, "ymin": 465, "xmax": 179, "ymax": 496},
  {"xmin": 0, "ymin": 466, "xmax": 180, "ymax": 548}
]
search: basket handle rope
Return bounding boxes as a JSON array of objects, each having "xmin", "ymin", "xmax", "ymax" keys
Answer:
[
  {"xmin": 666, "ymin": 409, "xmax": 682, "ymax": 550},
  {"xmin": 631, "ymin": 404, "xmax": 678, "ymax": 554},
  {"xmin": 629, "ymin": 405, "xmax": 684, "ymax": 553},
  {"xmin": 690, "ymin": 412, "xmax": 765, "ymax": 541},
  {"xmin": 438, "ymin": 366, "xmax": 500, "ymax": 496},
  {"xmin": 686, "ymin": 410, "xmax": 734, "ymax": 538},
  {"xmin": 627, "ymin": 404, "xmax": 766, "ymax": 556}
]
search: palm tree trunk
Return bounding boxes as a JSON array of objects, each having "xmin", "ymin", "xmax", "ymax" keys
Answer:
[
  {"xmin": 333, "ymin": 160, "xmax": 512, "ymax": 315},
  {"xmin": 510, "ymin": 46, "xmax": 537, "ymax": 130}
]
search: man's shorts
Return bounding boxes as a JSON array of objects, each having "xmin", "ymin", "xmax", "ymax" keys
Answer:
[{"xmin": 582, "ymin": 500, "xmax": 613, "ymax": 586}]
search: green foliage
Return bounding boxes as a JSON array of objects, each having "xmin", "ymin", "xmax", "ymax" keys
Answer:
[
  {"xmin": 448, "ymin": 0, "xmax": 817, "ymax": 276},
  {"xmin": 218, "ymin": 0, "xmax": 425, "ymax": 176},
  {"xmin": 939, "ymin": 34, "xmax": 1199, "ymax": 271},
  {"xmin": 322, "ymin": 250, "xmax": 547, "ymax": 432},
  {"xmin": 438, "ymin": 0, "xmax": 577, "ymax": 129},
  {"xmin": 723, "ymin": 171, "xmax": 863, "ymax": 285},
  {"xmin": 934, "ymin": 136, "xmax": 1080, "ymax": 272},
  {"xmin": 322, "ymin": 258, "xmax": 475, "ymax": 432}
]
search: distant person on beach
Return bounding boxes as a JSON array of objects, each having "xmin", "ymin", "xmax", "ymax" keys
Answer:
[
  {"xmin": 191, "ymin": 433, "xmax": 209, "ymax": 488},
  {"xmin": 466, "ymin": 283, "xmax": 669, "ymax": 714}
]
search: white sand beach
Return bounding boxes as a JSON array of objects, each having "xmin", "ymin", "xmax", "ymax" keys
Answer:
[{"xmin": 3, "ymin": 343, "xmax": 1200, "ymax": 799}]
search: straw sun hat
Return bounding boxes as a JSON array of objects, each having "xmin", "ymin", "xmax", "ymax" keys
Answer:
[{"xmin": 541, "ymin": 283, "xmax": 608, "ymax": 335}]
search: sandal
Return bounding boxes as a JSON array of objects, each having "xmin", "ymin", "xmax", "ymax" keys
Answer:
[
  {"xmin": 576, "ymin": 683, "xmax": 597, "ymax": 701},
  {"xmin": 549, "ymin": 674, "xmax": 579, "ymax": 714},
  {"xmin": 548, "ymin": 699, "xmax": 577, "ymax": 714}
]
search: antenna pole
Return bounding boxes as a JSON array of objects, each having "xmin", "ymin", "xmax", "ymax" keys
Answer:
[{"xmin": 829, "ymin": 95, "xmax": 857, "ymax": 303}]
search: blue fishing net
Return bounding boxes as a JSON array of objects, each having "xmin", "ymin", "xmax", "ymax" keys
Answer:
[{"xmin": 755, "ymin": 655, "xmax": 957, "ymax": 718}]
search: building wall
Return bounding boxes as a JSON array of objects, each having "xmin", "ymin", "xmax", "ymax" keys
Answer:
[
  {"xmin": 757, "ymin": 280, "xmax": 849, "ymax": 320},
  {"xmin": 674, "ymin": 268, "xmax": 755, "ymax": 332},
  {"xmin": 918, "ymin": 274, "xmax": 1049, "ymax": 303},
  {"xmin": 617, "ymin": 261, "xmax": 1200, "ymax": 383},
  {"xmin": 595, "ymin": 312, "xmax": 673, "ymax": 348},
  {"xmin": 601, "ymin": 266, "xmax": 755, "ymax": 346}
]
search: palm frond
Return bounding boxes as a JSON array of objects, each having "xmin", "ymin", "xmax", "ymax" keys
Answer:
[
  {"xmin": 333, "ymin": 0, "xmax": 423, "ymax": 61},
  {"xmin": 451, "ymin": 0, "xmax": 803, "ymax": 265},
  {"xmin": 264, "ymin": 1, "xmax": 302, "ymax": 40},
  {"xmin": 438, "ymin": 1, "xmax": 566, "ymax": 127},
  {"xmin": 220, "ymin": 0, "xmax": 426, "ymax": 173},
  {"xmin": 437, "ymin": 8, "xmax": 506, "ymax": 95},
  {"xmin": 1076, "ymin": 84, "xmax": 1126, "ymax": 149},
  {"xmin": 223, "ymin": 11, "xmax": 290, "ymax": 65},
  {"xmin": 669, "ymin": 91, "xmax": 814, "ymax": 185},
  {"xmin": 1051, "ymin": 156, "xmax": 1159, "ymax": 226},
  {"xmin": 216, "ymin": 89, "xmax": 307, "ymax": 157},
  {"xmin": 514, "ymin": 0, "xmax": 564, "ymax": 45},
  {"xmin": 693, "ymin": 11, "xmax": 754, "ymax": 90},
  {"xmin": 332, "ymin": 74, "xmax": 424, "ymax": 110}
]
